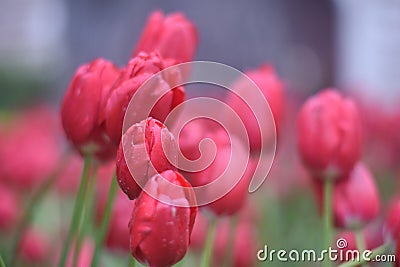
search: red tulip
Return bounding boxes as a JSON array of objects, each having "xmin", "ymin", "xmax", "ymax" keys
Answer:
[
  {"xmin": 177, "ymin": 117, "xmax": 252, "ymax": 215},
  {"xmin": 189, "ymin": 211, "xmax": 208, "ymax": 250},
  {"xmin": 116, "ymin": 117, "xmax": 178, "ymax": 199},
  {"xmin": 129, "ymin": 170, "xmax": 197, "ymax": 267},
  {"xmin": 178, "ymin": 118, "xmax": 225, "ymax": 163},
  {"xmin": 61, "ymin": 58, "xmax": 121, "ymax": 161},
  {"xmin": 0, "ymin": 106, "xmax": 62, "ymax": 189},
  {"xmin": 0, "ymin": 184, "xmax": 19, "ymax": 231},
  {"xmin": 224, "ymin": 65, "xmax": 284, "ymax": 153},
  {"xmin": 206, "ymin": 156, "xmax": 256, "ymax": 216},
  {"xmin": 297, "ymin": 89, "xmax": 362, "ymax": 178},
  {"xmin": 19, "ymin": 229, "xmax": 50, "ymax": 263},
  {"xmin": 178, "ymin": 119, "xmax": 230, "ymax": 187},
  {"xmin": 314, "ymin": 163, "xmax": 380, "ymax": 228},
  {"xmin": 105, "ymin": 52, "xmax": 185, "ymax": 145},
  {"xmin": 132, "ymin": 11, "xmax": 198, "ymax": 63},
  {"xmin": 384, "ymin": 197, "xmax": 400, "ymax": 241},
  {"xmin": 213, "ymin": 218, "xmax": 257, "ymax": 267}
]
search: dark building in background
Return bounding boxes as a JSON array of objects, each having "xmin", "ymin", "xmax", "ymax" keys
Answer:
[{"xmin": 0, "ymin": 0, "xmax": 342, "ymax": 107}]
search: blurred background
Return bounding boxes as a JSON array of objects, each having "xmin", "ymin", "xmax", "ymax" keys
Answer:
[
  {"xmin": 0, "ymin": 0, "xmax": 400, "ymax": 108},
  {"xmin": 0, "ymin": 1, "xmax": 399, "ymax": 266},
  {"xmin": 2, "ymin": 0, "xmax": 398, "ymax": 110}
]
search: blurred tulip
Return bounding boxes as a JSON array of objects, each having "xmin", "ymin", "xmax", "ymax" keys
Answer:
[
  {"xmin": 178, "ymin": 118, "xmax": 252, "ymax": 215},
  {"xmin": 355, "ymin": 95, "xmax": 400, "ymax": 171},
  {"xmin": 189, "ymin": 211, "xmax": 208, "ymax": 250},
  {"xmin": 224, "ymin": 65, "xmax": 284, "ymax": 153},
  {"xmin": 19, "ymin": 229, "xmax": 50, "ymax": 263},
  {"xmin": 213, "ymin": 217, "xmax": 257, "ymax": 267},
  {"xmin": 297, "ymin": 89, "xmax": 362, "ymax": 178},
  {"xmin": 61, "ymin": 58, "xmax": 121, "ymax": 161},
  {"xmin": 178, "ymin": 118, "xmax": 226, "ymax": 163},
  {"xmin": 0, "ymin": 184, "xmax": 19, "ymax": 231},
  {"xmin": 116, "ymin": 117, "xmax": 177, "ymax": 199},
  {"xmin": 94, "ymin": 161, "xmax": 132, "ymax": 252},
  {"xmin": 132, "ymin": 11, "xmax": 198, "ymax": 63},
  {"xmin": 336, "ymin": 224, "xmax": 383, "ymax": 266},
  {"xmin": 65, "ymin": 239, "xmax": 94, "ymax": 267},
  {"xmin": 384, "ymin": 197, "xmax": 400, "ymax": 241},
  {"xmin": 314, "ymin": 163, "xmax": 380, "ymax": 229},
  {"xmin": 95, "ymin": 190, "xmax": 132, "ymax": 252},
  {"xmin": 105, "ymin": 194, "xmax": 133, "ymax": 252},
  {"xmin": 105, "ymin": 52, "xmax": 185, "ymax": 145},
  {"xmin": 178, "ymin": 119, "xmax": 229, "ymax": 187},
  {"xmin": 129, "ymin": 170, "xmax": 197, "ymax": 267},
  {"xmin": 206, "ymin": 156, "xmax": 255, "ymax": 216},
  {"xmin": 0, "ymin": 106, "xmax": 62, "ymax": 190},
  {"xmin": 336, "ymin": 223, "xmax": 384, "ymax": 255},
  {"xmin": 335, "ymin": 231, "xmax": 360, "ymax": 264},
  {"xmin": 55, "ymin": 154, "xmax": 84, "ymax": 194}
]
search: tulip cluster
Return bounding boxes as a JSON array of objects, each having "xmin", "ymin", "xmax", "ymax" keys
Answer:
[
  {"xmin": 0, "ymin": 8, "xmax": 288, "ymax": 266},
  {"xmin": 297, "ymin": 89, "xmax": 388, "ymax": 266},
  {"xmin": 59, "ymin": 10, "xmax": 201, "ymax": 267},
  {"xmin": 3, "ymin": 7, "xmax": 400, "ymax": 267}
]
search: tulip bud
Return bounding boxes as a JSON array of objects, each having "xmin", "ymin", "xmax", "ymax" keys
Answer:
[
  {"xmin": 61, "ymin": 58, "xmax": 121, "ymax": 161},
  {"xmin": 314, "ymin": 163, "xmax": 380, "ymax": 229},
  {"xmin": 384, "ymin": 197, "xmax": 400, "ymax": 241},
  {"xmin": 0, "ymin": 184, "xmax": 19, "ymax": 231},
  {"xmin": 105, "ymin": 52, "xmax": 185, "ymax": 145},
  {"xmin": 224, "ymin": 65, "xmax": 284, "ymax": 153},
  {"xmin": 129, "ymin": 170, "xmax": 197, "ymax": 267},
  {"xmin": 116, "ymin": 117, "xmax": 178, "ymax": 199},
  {"xmin": 132, "ymin": 11, "xmax": 198, "ymax": 63},
  {"xmin": 297, "ymin": 89, "xmax": 362, "ymax": 178},
  {"xmin": 19, "ymin": 229, "xmax": 50, "ymax": 263}
]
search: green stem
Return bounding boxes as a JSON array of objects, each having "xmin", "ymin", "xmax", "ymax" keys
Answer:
[
  {"xmin": 73, "ymin": 169, "xmax": 95, "ymax": 267},
  {"xmin": 8, "ymin": 170, "xmax": 58, "ymax": 267},
  {"xmin": 91, "ymin": 173, "xmax": 118, "ymax": 267},
  {"xmin": 337, "ymin": 244, "xmax": 389, "ymax": 267},
  {"xmin": 354, "ymin": 230, "xmax": 369, "ymax": 267},
  {"xmin": 128, "ymin": 257, "xmax": 137, "ymax": 267},
  {"xmin": 323, "ymin": 179, "xmax": 333, "ymax": 267},
  {"xmin": 222, "ymin": 216, "xmax": 238, "ymax": 267},
  {"xmin": 200, "ymin": 218, "xmax": 217, "ymax": 267},
  {"xmin": 58, "ymin": 155, "xmax": 91, "ymax": 267},
  {"xmin": 0, "ymin": 254, "xmax": 6, "ymax": 267}
]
